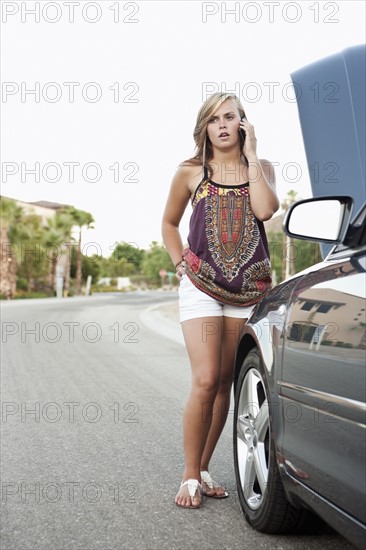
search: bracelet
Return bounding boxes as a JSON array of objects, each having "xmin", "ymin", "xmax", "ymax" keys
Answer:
[{"xmin": 175, "ymin": 260, "xmax": 183, "ymax": 271}]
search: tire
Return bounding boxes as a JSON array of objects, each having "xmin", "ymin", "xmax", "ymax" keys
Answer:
[{"xmin": 233, "ymin": 348, "xmax": 314, "ymax": 533}]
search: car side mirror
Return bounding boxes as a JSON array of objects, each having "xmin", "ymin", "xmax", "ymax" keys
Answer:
[{"xmin": 283, "ymin": 196, "xmax": 354, "ymax": 243}]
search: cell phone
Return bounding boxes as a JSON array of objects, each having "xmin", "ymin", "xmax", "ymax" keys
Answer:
[{"xmin": 239, "ymin": 117, "xmax": 246, "ymax": 140}]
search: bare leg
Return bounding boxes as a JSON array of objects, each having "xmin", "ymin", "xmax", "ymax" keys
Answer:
[
  {"xmin": 175, "ymin": 316, "xmax": 223, "ymax": 508},
  {"xmin": 200, "ymin": 317, "xmax": 247, "ymax": 496}
]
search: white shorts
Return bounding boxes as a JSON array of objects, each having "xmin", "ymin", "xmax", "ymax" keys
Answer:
[{"xmin": 178, "ymin": 274, "xmax": 255, "ymax": 323}]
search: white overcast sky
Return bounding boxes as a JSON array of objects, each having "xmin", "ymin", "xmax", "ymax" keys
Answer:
[{"xmin": 1, "ymin": 0, "xmax": 365, "ymax": 256}]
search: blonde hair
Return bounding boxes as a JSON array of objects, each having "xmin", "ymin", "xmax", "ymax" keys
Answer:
[{"xmin": 181, "ymin": 92, "xmax": 248, "ymax": 179}]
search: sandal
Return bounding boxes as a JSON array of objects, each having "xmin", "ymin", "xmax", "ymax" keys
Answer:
[
  {"xmin": 201, "ymin": 470, "xmax": 229, "ymax": 499},
  {"xmin": 175, "ymin": 479, "xmax": 202, "ymax": 509}
]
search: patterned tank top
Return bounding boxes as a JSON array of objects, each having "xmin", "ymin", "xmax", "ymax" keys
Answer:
[{"xmin": 182, "ymin": 165, "xmax": 272, "ymax": 306}]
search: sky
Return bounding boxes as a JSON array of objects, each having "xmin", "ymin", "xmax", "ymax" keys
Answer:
[{"xmin": 1, "ymin": 0, "xmax": 365, "ymax": 257}]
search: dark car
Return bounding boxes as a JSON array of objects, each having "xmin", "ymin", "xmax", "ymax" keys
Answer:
[{"xmin": 233, "ymin": 45, "xmax": 366, "ymax": 549}]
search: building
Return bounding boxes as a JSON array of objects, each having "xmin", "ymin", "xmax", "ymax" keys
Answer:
[{"xmin": 1, "ymin": 195, "xmax": 74, "ymax": 295}]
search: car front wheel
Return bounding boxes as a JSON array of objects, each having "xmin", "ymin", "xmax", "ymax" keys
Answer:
[{"xmin": 233, "ymin": 348, "xmax": 312, "ymax": 533}]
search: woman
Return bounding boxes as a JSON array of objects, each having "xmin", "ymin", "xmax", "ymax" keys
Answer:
[{"xmin": 161, "ymin": 92, "xmax": 279, "ymax": 509}]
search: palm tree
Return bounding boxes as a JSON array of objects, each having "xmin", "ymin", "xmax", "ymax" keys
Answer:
[
  {"xmin": 0, "ymin": 197, "xmax": 24, "ymax": 298},
  {"xmin": 43, "ymin": 211, "xmax": 75, "ymax": 295},
  {"xmin": 63, "ymin": 207, "xmax": 94, "ymax": 295},
  {"xmin": 281, "ymin": 190, "xmax": 298, "ymax": 280},
  {"xmin": 58, "ymin": 212, "xmax": 75, "ymax": 297},
  {"xmin": 16, "ymin": 214, "xmax": 45, "ymax": 293}
]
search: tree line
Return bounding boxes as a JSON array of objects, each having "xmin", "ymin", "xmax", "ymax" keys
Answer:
[
  {"xmin": 0, "ymin": 197, "xmax": 176, "ymax": 298},
  {"xmin": 1, "ymin": 195, "xmax": 320, "ymax": 299}
]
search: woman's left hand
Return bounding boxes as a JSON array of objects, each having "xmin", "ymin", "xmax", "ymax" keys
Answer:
[
  {"xmin": 240, "ymin": 117, "xmax": 257, "ymax": 159},
  {"xmin": 175, "ymin": 260, "xmax": 186, "ymax": 281}
]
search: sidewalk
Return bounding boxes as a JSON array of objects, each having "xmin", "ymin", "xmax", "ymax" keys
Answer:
[
  {"xmin": 139, "ymin": 300, "xmax": 184, "ymax": 346},
  {"xmin": 157, "ymin": 302, "xmax": 179, "ymax": 324}
]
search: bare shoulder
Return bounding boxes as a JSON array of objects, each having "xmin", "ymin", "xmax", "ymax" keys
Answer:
[
  {"xmin": 175, "ymin": 161, "xmax": 204, "ymax": 196},
  {"xmin": 162, "ymin": 162, "xmax": 203, "ymax": 225},
  {"xmin": 259, "ymin": 158, "xmax": 276, "ymax": 186}
]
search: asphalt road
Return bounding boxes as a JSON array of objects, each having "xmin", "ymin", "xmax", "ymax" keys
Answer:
[{"xmin": 0, "ymin": 292, "xmax": 355, "ymax": 550}]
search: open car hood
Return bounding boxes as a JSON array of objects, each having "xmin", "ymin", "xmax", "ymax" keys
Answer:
[{"xmin": 291, "ymin": 44, "xmax": 366, "ymax": 254}]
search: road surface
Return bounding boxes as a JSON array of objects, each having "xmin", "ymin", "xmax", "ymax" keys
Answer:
[{"xmin": 1, "ymin": 292, "xmax": 354, "ymax": 549}]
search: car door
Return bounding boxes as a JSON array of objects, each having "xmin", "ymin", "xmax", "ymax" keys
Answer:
[{"xmin": 278, "ymin": 249, "xmax": 366, "ymax": 524}]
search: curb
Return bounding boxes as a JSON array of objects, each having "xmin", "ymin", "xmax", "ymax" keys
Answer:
[{"xmin": 139, "ymin": 301, "xmax": 184, "ymax": 347}]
